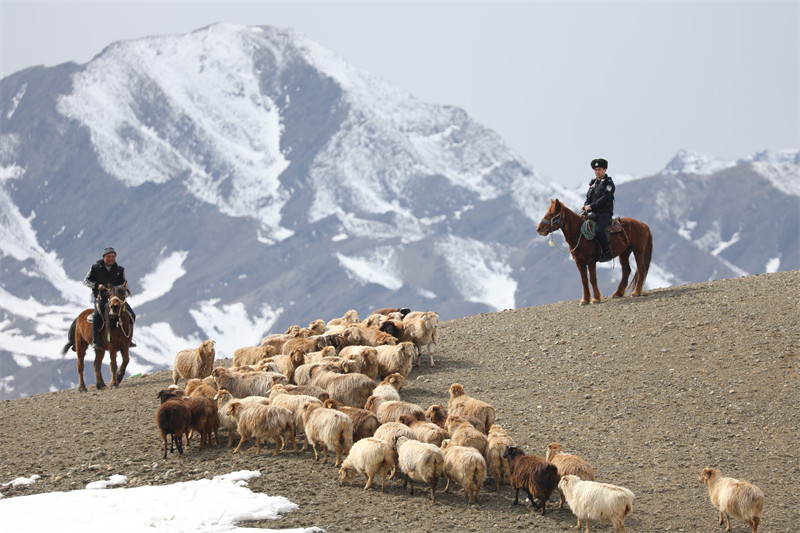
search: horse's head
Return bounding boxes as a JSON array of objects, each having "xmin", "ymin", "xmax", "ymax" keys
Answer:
[
  {"xmin": 537, "ymin": 199, "xmax": 565, "ymax": 236},
  {"xmin": 106, "ymin": 285, "xmax": 127, "ymax": 320}
]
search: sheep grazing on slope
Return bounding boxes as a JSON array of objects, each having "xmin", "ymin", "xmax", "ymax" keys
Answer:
[
  {"xmin": 269, "ymin": 384, "xmax": 323, "ymax": 452},
  {"xmin": 181, "ymin": 395, "xmax": 220, "ymax": 449},
  {"xmin": 227, "ymin": 400, "xmax": 298, "ymax": 456},
  {"xmin": 326, "ymin": 309, "xmax": 361, "ymax": 329},
  {"xmin": 545, "ymin": 442, "xmax": 596, "ymax": 508},
  {"xmin": 426, "ymin": 404, "xmax": 485, "ymax": 434},
  {"xmin": 699, "ymin": 468, "xmax": 764, "ymax": 533},
  {"xmin": 232, "ymin": 344, "xmax": 277, "ymax": 368},
  {"xmin": 402, "ymin": 311, "xmax": 438, "ymax": 366},
  {"xmin": 446, "ymin": 415, "xmax": 489, "ymax": 457},
  {"xmin": 441, "ymin": 440, "xmax": 487, "ymax": 504},
  {"xmin": 397, "ymin": 414, "xmax": 450, "ymax": 447},
  {"xmin": 214, "ymin": 389, "xmax": 269, "ymax": 448},
  {"xmin": 310, "ymin": 369, "xmax": 377, "ymax": 408},
  {"xmin": 267, "ymin": 349, "xmax": 308, "ymax": 383},
  {"xmin": 301, "ymin": 402, "xmax": 354, "ymax": 467},
  {"xmin": 371, "ymin": 373, "xmax": 406, "ymax": 401},
  {"xmin": 559, "ymin": 474, "xmax": 635, "ymax": 533},
  {"xmin": 373, "ymin": 421, "xmax": 418, "ymax": 479},
  {"xmin": 487, "ymin": 424, "xmax": 516, "ymax": 490},
  {"xmin": 365, "ymin": 395, "xmax": 426, "ymax": 425},
  {"xmin": 503, "ymin": 445, "xmax": 559, "ymax": 516},
  {"xmin": 338, "ymin": 437, "xmax": 396, "ymax": 492},
  {"xmin": 172, "ymin": 340, "xmax": 216, "ymax": 385},
  {"xmin": 212, "ymin": 367, "xmax": 287, "ymax": 398},
  {"xmin": 185, "ymin": 378, "xmax": 218, "ymax": 401},
  {"xmin": 155, "ymin": 399, "xmax": 192, "ymax": 459},
  {"xmin": 448, "ymin": 383, "xmax": 496, "ymax": 434},
  {"xmin": 354, "ymin": 325, "xmax": 398, "ymax": 347},
  {"xmin": 324, "ymin": 398, "xmax": 380, "ymax": 442},
  {"xmin": 395, "ymin": 435, "xmax": 445, "ymax": 502},
  {"xmin": 374, "ymin": 342, "xmax": 416, "ymax": 379}
]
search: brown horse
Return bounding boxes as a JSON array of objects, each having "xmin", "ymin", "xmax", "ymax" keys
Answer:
[
  {"xmin": 537, "ymin": 198, "xmax": 653, "ymax": 305},
  {"xmin": 61, "ymin": 285, "xmax": 134, "ymax": 391}
]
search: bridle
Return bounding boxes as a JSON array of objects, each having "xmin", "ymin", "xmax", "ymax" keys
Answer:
[
  {"xmin": 539, "ymin": 210, "xmax": 564, "ymax": 235},
  {"xmin": 105, "ymin": 293, "xmax": 132, "ymax": 340}
]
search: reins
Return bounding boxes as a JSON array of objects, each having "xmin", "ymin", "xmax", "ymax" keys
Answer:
[{"xmin": 105, "ymin": 295, "xmax": 132, "ymax": 342}]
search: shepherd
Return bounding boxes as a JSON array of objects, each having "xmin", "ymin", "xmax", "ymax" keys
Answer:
[{"xmin": 83, "ymin": 247, "xmax": 136, "ymax": 349}]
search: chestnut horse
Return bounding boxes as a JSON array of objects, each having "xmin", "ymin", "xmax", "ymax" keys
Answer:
[
  {"xmin": 537, "ymin": 198, "xmax": 653, "ymax": 305},
  {"xmin": 61, "ymin": 285, "xmax": 134, "ymax": 391}
]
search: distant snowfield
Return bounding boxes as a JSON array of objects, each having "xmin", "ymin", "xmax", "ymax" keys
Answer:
[{"xmin": 0, "ymin": 470, "xmax": 321, "ymax": 533}]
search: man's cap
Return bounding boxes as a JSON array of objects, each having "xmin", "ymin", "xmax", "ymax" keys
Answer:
[
  {"xmin": 102, "ymin": 247, "xmax": 116, "ymax": 257},
  {"xmin": 591, "ymin": 158, "xmax": 608, "ymax": 169}
]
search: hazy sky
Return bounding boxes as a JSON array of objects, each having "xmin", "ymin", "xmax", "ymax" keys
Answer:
[{"xmin": 1, "ymin": 1, "xmax": 798, "ymax": 188}]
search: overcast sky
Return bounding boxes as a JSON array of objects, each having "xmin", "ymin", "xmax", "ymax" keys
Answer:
[{"xmin": 1, "ymin": 1, "xmax": 797, "ymax": 188}]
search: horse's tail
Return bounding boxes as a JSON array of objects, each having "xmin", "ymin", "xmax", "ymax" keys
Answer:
[
  {"xmin": 628, "ymin": 225, "xmax": 653, "ymax": 293},
  {"xmin": 61, "ymin": 317, "xmax": 78, "ymax": 357}
]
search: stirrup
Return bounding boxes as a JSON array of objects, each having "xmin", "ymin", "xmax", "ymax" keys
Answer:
[{"xmin": 598, "ymin": 251, "xmax": 613, "ymax": 263}]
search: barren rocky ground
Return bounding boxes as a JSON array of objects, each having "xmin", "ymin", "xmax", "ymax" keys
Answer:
[{"xmin": 1, "ymin": 271, "xmax": 798, "ymax": 533}]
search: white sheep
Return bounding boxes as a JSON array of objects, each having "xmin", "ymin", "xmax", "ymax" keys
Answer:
[
  {"xmin": 371, "ymin": 373, "xmax": 406, "ymax": 401},
  {"xmin": 441, "ymin": 440, "xmax": 487, "ymax": 503},
  {"xmin": 372, "ymin": 421, "xmax": 418, "ymax": 479},
  {"xmin": 374, "ymin": 342, "xmax": 416, "ymax": 379},
  {"xmin": 301, "ymin": 402, "xmax": 354, "ymax": 467},
  {"xmin": 365, "ymin": 395, "xmax": 425, "ymax": 425},
  {"xmin": 310, "ymin": 369, "xmax": 377, "ymax": 408},
  {"xmin": 487, "ymin": 424, "xmax": 516, "ymax": 490},
  {"xmin": 448, "ymin": 383, "xmax": 496, "ymax": 434},
  {"xmin": 558, "ymin": 474, "xmax": 635, "ymax": 533},
  {"xmin": 699, "ymin": 468, "xmax": 764, "ymax": 533},
  {"xmin": 397, "ymin": 414, "xmax": 449, "ymax": 447},
  {"xmin": 226, "ymin": 400, "xmax": 298, "ymax": 456},
  {"xmin": 268, "ymin": 384, "xmax": 323, "ymax": 452},
  {"xmin": 546, "ymin": 442, "xmax": 595, "ymax": 508},
  {"xmin": 212, "ymin": 367, "xmax": 287, "ymax": 398},
  {"xmin": 213, "ymin": 389, "xmax": 269, "ymax": 448},
  {"xmin": 396, "ymin": 435, "xmax": 445, "ymax": 502},
  {"xmin": 172, "ymin": 340, "xmax": 216, "ymax": 385},
  {"xmin": 402, "ymin": 311, "xmax": 438, "ymax": 366},
  {"xmin": 338, "ymin": 437, "xmax": 396, "ymax": 492}
]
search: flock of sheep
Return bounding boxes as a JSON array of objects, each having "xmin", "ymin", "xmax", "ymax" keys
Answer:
[{"xmin": 154, "ymin": 307, "xmax": 765, "ymax": 533}]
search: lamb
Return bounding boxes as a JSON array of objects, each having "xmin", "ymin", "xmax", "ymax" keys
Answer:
[
  {"xmin": 441, "ymin": 440, "xmax": 487, "ymax": 503},
  {"xmin": 301, "ymin": 402, "xmax": 354, "ymax": 467},
  {"xmin": 268, "ymin": 384, "xmax": 323, "ymax": 451},
  {"xmin": 310, "ymin": 369, "xmax": 377, "ymax": 408},
  {"xmin": 397, "ymin": 414, "xmax": 449, "ymax": 447},
  {"xmin": 213, "ymin": 389, "xmax": 269, "ymax": 448},
  {"xmin": 212, "ymin": 367, "xmax": 287, "ymax": 398},
  {"xmin": 155, "ymin": 399, "xmax": 192, "ymax": 459},
  {"xmin": 371, "ymin": 373, "xmax": 407, "ymax": 402},
  {"xmin": 559, "ymin": 474, "xmax": 635, "ymax": 533},
  {"xmin": 365, "ymin": 395, "xmax": 425, "ymax": 424},
  {"xmin": 402, "ymin": 311, "xmax": 438, "ymax": 366},
  {"xmin": 487, "ymin": 424, "xmax": 516, "ymax": 490},
  {"xmin": 448, "ymin": 383, "xmax": 496, "ymax": 434},
  {"xmin": 503, "ymin": 445, "xmax": 560, "ymax": 515},
  {"xmin": 324, "ymin": 398, "xmax": 380, "ymax": 442},
  {"xmin": 172, "ymin": 340, "xmax": 216, "ymax": 385},
  {"xmin": 181, "ymin": 395, "xmax": 220, "ymax": 449},
  {"xmin": 395, "ymin": 435, "xmax": 445, "ymax": 502},
  {"xmin": 699, "ymin": 468, "xmax": 764, "ymax": 533},
  {"xmin": 546, "ymin": 442, "xmax": 596, "ymax": 508},
  {"xmin": 446, "ymin": 415, "xmax": 488, "ymax": 457},
  {"xmin": 227, "ymin": 400, "xmax": 298, "ymax": 456},
  {"xmin": 374, "ymin": 342, "xmax": 416, "ymax": 379},
  {"xmin": 427, "ymin": 403, "xmax": 485, "ymax": 434},
  {"xmin": 232, "ymin": 345, "xmax": 277, "ymax": 367},
  {"xmin": 338, "ymin": 437, "xmax": 395, "ymax": 492}
]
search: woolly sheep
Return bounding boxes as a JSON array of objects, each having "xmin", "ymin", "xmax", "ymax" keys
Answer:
[
  {"xmin": 559, "ymin": 474, "xmax": 635, "ymax": 533},
  {"xmin": 441, "ymin": 440, "xmax": 487, "ymax": 504},
  {"xmin": 546, "ymin": 442, "xmax": 596, "ymax": 508},
  {"xmin": 338, "ymin": 437, "xmax": 396, "ymax": 492},
  {"xmin": 324, "ymin": 398, "xmax": 380, "ymax": 442},
  {"xmin": 301, "ymin": 402, "xmax": 354, "ymax": 467},
  {"xmin": 395, "ymin": 435, "xmax": 445, "ymax": 502},
  {"xmin": 426, "ymin": 404, "xmax": 485, "ymax": 434},
  {"xmin": 397, "ymin": 414, "xmax": 449, "ymax": 447},
  {"xmin": 214, "ymin": 389, "xmax": 269, "ymax": 448},
  {"xmin": 503, "ymin": 445, "xmax": 559, "ymax": 515},
  {"xmin": 371, "ymin": 373, "xmax": 406, "ymax": 401},
  {"xmin": 212, "ymin": 367, "xmax": 287, "ymax": 398},
  {"xmin": 448, "ymin": 383, "xmax": 496, "ymax": 434},
  {"xmin": 402, "ymin": 311, "xmax": 438, "ymax": 366},
  {"xmin": 172, "ymin": 340, "xmax": 216, "ymax": 385},
  {"xmin": 227, "ymin": 400, "xmax": 298, "ymax": 456},
  {"xmin": 310, "ymin": 370, "xmax": 377, "ymax": 408},
  {"xmin": 232, "ymin": 345, "xmax": 277, "ymax": 367},
  {"xmin": 326, "ymin": 309, "xmax": 361, "ymax": 329},
  {"xmin": 373, "ymin": 421, "xmax": 418, "ymax": 479},
  {"xmin": 374, "ymin": 342, "xmax": 416, "ymax": 379},
  {"xmin": 487, "ymin": 424, "xmax": 516, "ymax": 490},
  {"xmin": 185, "ymin": 378, "xmax": 218, "ymax": 400},
  {"xmin": 269, "ymin": 384, "xmax": 323, "ymax": 452},
  {"xmin": 699, "ymin": 468, "xmax": 764, "ymax": 533},
  {"xmin": 365, "ymin": 395, "xmax": 425, "ymax": 425},
  {"xmin": 445, "ymin": 415, "xmax": 488, "ymax": 457},
  {"xmin": 155, "ymin": 399, "xmax": 191, "ymax": 459}
]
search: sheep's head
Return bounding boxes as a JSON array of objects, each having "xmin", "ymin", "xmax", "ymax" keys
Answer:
[
  {"xmin": 502, "ymin": 445, "xmax": 524, "ymax": 461},
  {"xmin": 270, "ymin": 383, "xmax": 287, "ymax": 397},
  {"xmin": 382, "ymin": 373, "xmax": 406, "ymax": 390},
  {"xmin": 323, "ymin": 398, "xmax": 341, "ymax": 409},
  {"xmin": 338, "ymin": 464, "xmax": 357, "ymax": 485},
  {"xmin": 397, "ymin": 414, "xmax": 416, "ymax": 427},
  {"xmin": 426, "ymin": 404, "xmax": 447, "ymax": 425},
  {"xmin": 308, "ymin": 319, "xmax": 326, "ymax": 335},
  {"xmin": 449, "ymin": 383, "xmax": 466, "ymax": 398},
  {"xmin": 213, "ymin": 389, "xmax": 231, "ymax": 403},
  {"xmin": 212, "ymin": 367, "xmax": 227, "ymax": 379},
  {"xmin": 227, "ymin": 400, "xmax": 242, "ymax": 418},
  {"xmin": 699, "ymin": 468, "xmax": 720, "ymax": 486},
  {"xmin": 364, "ymin": 396, "xmax": 379, "ymax": 412},
  {"xmin": 558, "ymin": 474, "xmax": 578, "ymax": 491},
  {"xmin": 157, "ymin": 388, "xmax": 184, "ymax": 404},
  {"xmin": 545, "ymin": 443, "xmax": 563, "ymax": 461}
]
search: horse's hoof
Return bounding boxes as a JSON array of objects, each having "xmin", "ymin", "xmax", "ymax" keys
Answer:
[
  {"xmin": 96, "ymin": 383, "xmax": 106, "ymax": 390},
  {"xmin": 579, "ymin": 300, "xmax": 589, "ymax": 306},
  {"xmin": 611, "ymin": 293, "xmax": 624, "ymax": 299},
  {"xmin": 591, "ymin": 299, "xmax": 602, "ymax": 304},
  {"xmin": 78, "ymin": 387, "xmax": 87, "ymax": 393}
]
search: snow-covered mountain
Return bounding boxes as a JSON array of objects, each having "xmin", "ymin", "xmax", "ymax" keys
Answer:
[{"xmin": 1, "ymin": 24, "xmax": 797, "ymax": 399}]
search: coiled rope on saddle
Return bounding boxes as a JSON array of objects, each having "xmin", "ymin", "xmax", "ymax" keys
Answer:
[{"xmin": 581, "ymin": 220, "xmax": 597, "ymax": 240}]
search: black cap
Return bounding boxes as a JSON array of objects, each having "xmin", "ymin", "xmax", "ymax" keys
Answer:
[
  {"xmin": 102, "ymin": 247, "xmax": 116, "ymax": 256},
  {"xmin": 591, "ymin": 158, "xmax": 608, "ymax": 169}
]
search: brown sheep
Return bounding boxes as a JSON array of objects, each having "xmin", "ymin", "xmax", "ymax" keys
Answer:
[
  {"xmin": 699, "ymin": 468, "xmax": 764, "ymax": 533},
  {"xmin": 448, "ymin": 383, "xmax": 496, "ymax": 434},
  {"xmin": 276, "ymin": 383, "xmax": 330, "ymax": 401},
  {"xmin": 397, "ymin": 414, "xmax": 449, "ymax": 447},
  {"xmin": 212, "ymin": 367, "xmax": 287, "ymax": 398},
  {"xmin": 172, "ymin": 340, "xmax": 216, "ymax": 385},
  {"xmin": 427, "ymin": 404, "xmax": 485, "ymax": 434},
  {"xmin": 326, "ymin": 309, "xmax": 361, "ymax": 328},
  {"xmin": 324, "ymin": 398, "xmax": 380, "ymax": 442},
  {"xmin": 310, "ymin": 369, "xmax": 376, "ymax": 408},
  {"xmin": 155, "ymin": 399, "xmax": 191, "ymax": 459},
  {"xmin": 232, "ymin": 345, "xmax": 277, "ymax": 367},
  {"xmin": 402, "ymin": 311, "xmax": 438, "ymax": 366},
  {"xmin": 487, "ymin": 424, "xmax": 516, "ymax": 490},
  {"xmin": 445, "ymin": 415, "xmax": 488, "ymax": 457},
  {"xmin": 355, "ymin": 325, "xmax": 398, "ymax": 347},
  {"xmin": 365, "ymin": 395, "xmax": 425, "ymax": 424},
  {"xmin": 213, "ymin": 389, "xmax": 269, "ymax": 448},
  {"xmin": 371, "ymin": 373, "xmax": 406, "ymax": 401},
  {"xmin": 301, "ymin": 402, "xmax": 354, "ymax": 467},
  {"xmin": 441, "ymin": 440, "xmax": 487, "ymax": 504},
  {"xmin": 227, "ymin": 401, "xmax": 298, "ymax": 456},
  {"xmin": 185, "ymin": 378, "xmax": 218, "ymax": 400},
  {"xmin": 545, "ymin": 442, "xmax": 596, "ymax": 508},
  {"xmin": 503, "ymin": 445, "xmax": 559, "ymax": 515}
]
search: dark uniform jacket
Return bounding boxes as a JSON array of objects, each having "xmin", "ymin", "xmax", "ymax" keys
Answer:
[
  {"xmin": 84, "ymin": 260, "xmax": 128, "ymax": 298},
  {"xmin": 585, "ymin": 175, "xmax": 615, "ymax": 215}
]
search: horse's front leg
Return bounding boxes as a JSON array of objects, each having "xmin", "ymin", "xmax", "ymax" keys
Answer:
[
  {"xmin": 575, "ymin": 260, "xmax": 591, "ymax": 305},
  {"xmin": 77, "ymin": 349, "xmax": 88, "ymax": 392},
  {"xmin": 587, "ymin": 262, "xmax": 602, "ymax": 304},
  {"xmin": 613, "ymin": 250, "xmax": 633, "ymax": 298},
  {"xmin": 109, "ymin": 349, "xmax": 120, "ymax": 387},
  {"xmin": 116, "ymin": 348, "xmax": 130, "ymax": 385},
  {"xmin": 93, "ymin": 347, "xmax": 106, "ymax": 390}
]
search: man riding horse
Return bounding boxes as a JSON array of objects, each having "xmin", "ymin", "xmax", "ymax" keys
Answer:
[
  {"xmin": 83, "ymin": 247, "xmax": 136, "ymax": 349},
  {"xmin": 582, "ymin": 158, "xmax": 615, "ymax": 263}
]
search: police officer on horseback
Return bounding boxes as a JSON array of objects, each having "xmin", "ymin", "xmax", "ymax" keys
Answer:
[
  {"xmin": 83, "ymin": 247, "xmax": 136, "ymax": 349},
  {"xmin": 582, "ymin": 158, "xmax": 615, "ymax": 262}
]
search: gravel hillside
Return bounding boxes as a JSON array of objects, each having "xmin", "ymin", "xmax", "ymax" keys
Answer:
[{"xmin": 1, "ymin": 271, "xmax": 798, "ymax": 532}]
